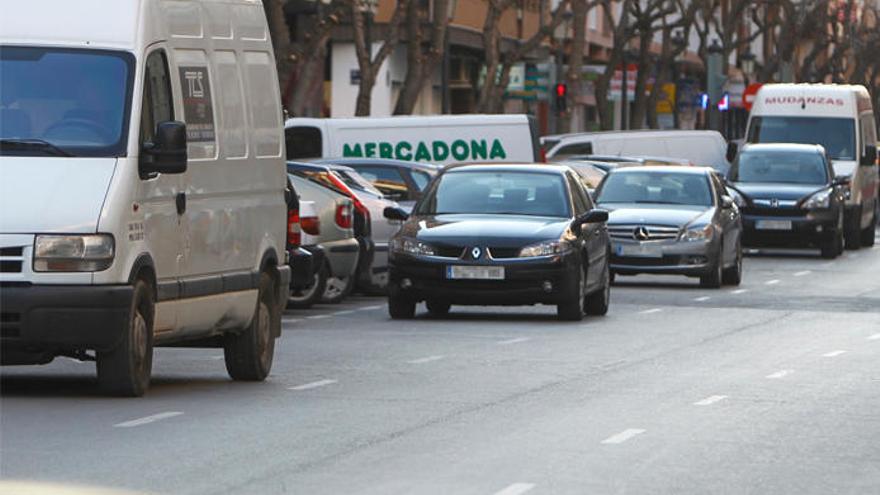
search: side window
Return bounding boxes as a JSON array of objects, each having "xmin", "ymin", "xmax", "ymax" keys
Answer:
[
  {"xmin": 408, "ymin": 169, "xmax": 433, "ymax": 192},
  {"xmin": 566, "ymin": 173, "xmax": 588, "ymax": 214},
  {"xmin": 285, "ymin": 126, "xmax": 322, "ymax": 159},
  {"xmin": 353, "ymin": 165, "xmax": 410, "ymax": 200},
  {"xmin": 139, "ymin": 50, "xmax": 173, "ymax": 145}
]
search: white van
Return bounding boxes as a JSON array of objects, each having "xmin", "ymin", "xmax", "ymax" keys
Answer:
[
  {"xmin": 745, "ymin": 84, "xmax": 878, "ymax": 248},
  {"xmin": 0, "ymin": 0, "xmax": 290, "ymax": 396},
  {"xmin": 543, "ymin": 130, "xmax": 732, "ymax": 172},
  {"xmin": 284, "ymin": 115, "xmax": 541, "ymax": 166}
]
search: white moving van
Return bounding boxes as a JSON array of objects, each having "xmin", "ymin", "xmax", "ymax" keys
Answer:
[
  {"xmin": 745, "ymin": 84, "xmax": 878, "ymax": 248},
  {"xmin": 284, "ymin": 115, "xmax": 541, "ymax": 166},
  {"xmin": 0, "ymin": 0, "xmax": 290, "ymax": 396},
  {"xmin": 542, "ymin": 130, "xmax": 733, "ymax": 172}
]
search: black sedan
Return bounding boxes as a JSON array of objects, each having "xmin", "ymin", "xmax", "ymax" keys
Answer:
[
  {"xmin": 727, "ymin": 143, "xmax": 847, "ymax": 259},
  {"xmin": 595, "ymin": 166, "xmax": 743, "ymax": 288},
  {"xmin": 384, "ymin": 164, "xmax": 611, "ymax": 321}
]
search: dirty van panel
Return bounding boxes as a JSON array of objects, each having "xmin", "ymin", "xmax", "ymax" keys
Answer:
[{"xmin": 286, "ymin": 126, "xmax": 322, "ymax": 159}]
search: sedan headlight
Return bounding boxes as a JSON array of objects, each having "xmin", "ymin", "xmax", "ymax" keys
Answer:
[
  {"xmin": 679, "ymin": 224, "xmax": 715, "ymax": 242},
  {"xmin": 390, "ymin": 237, "xmax": 435, "ymax": 256},
  {"xmin": 518, "ymin": 240, "xmax": 571, "ymax": 258},
  {"xmin": 802, "ymin": 188, "xmax": 832, "ymax": 209},
  {"xmin": 33, "ymin": 234, "xmax": 115, "ymax": 272}
]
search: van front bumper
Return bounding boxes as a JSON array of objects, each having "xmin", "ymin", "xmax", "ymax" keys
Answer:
[{"xmin": 0, "ymin": 284, "xmax": 133, "ymax": 361}]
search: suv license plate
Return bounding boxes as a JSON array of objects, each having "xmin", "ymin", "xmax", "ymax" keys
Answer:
[
  {"xmin": 756, "ymin": 220, "xmax": 792, "ymax": 230},
  {"xmin": 447, "ymin": 266, "xmax": 505, "ymax": 280}
]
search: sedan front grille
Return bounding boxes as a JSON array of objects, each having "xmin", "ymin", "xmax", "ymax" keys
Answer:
[
  {"xmin": 0, "ymin": 246, "xmax": 24, "ymax": 274},
  {"xmin": 608, "ymin": 225, "xmax": 680, "ymax": 241}
]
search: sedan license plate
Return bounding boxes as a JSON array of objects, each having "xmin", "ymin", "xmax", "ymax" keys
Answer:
[
  {"xmin": 446, "ymin": 265, "xmax": 505, "ymax": 280},
  {"xmin": 755, "ymin": 220, "xmax": 792, "ymax": 231},
  {"xmin": 616, "ymin": 243, "xmax": 662, "ymax": 258}
]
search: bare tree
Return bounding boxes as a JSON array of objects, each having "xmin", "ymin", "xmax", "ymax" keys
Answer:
[
  {"xmin": 594, "ymin": 0, "xmax": 634, "ymax": 130},
  {"xmin": 562, "ymin": 0, "xmax": 599, "ymax": 132},
  {"xmin": 393, "ymin": 0, "xmax": 452, "ymax": 115},
  {"xmin": 351, "ymin": 0, "xmax": 408, "ymax": 116}
]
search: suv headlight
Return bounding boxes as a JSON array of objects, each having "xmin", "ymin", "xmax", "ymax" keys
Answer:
[
  {"xmin": 518, "ymin": 240, "xmax": 571, "ymax": 258},
  {"xmin": 679, "ymin": 225, "xmax": 715, "ymax": 242},
  {"xmin": 33, "ymin": 234, "xmax": 115, "ymax": 272},
  {"xmin": 390, "ymin": 237, "xmax": 435, "ymax": 256},
  {"xmin": 802, "ymin": 188, "xmax": 832, "ymax": 209}
]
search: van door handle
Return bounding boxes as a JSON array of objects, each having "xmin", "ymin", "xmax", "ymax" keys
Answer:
[{"xmin": 176, "ymin": 192, "xmax": 186, "ymax": 215}]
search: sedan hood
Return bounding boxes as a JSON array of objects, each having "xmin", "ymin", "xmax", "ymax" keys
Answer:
[
  {"xmin": 0, "ymin": 157, "xmax": 117, "ymax": 233},
  {"xmin": 731, "ymin": 182, "xmax": 824, "ymax": 201},
  {"xmin": 401, "ymin": 214, "xmax": 569, "ymax": 247},
  {"xmin": 600, "ymin": 204, "xmax": 709, "ymax": 228}
]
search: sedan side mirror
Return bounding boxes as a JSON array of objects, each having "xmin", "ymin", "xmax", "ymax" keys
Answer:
[
  {"xmin": 726, "ymin": 142, "xmax": 738, "ymax": 163},
  {"xmin": 861, "ymin": 144, "xmax": 877, "ymax": 167},
  {"xmin": 832, "ymin": 176, "xmax": 850, "ymax": 187},
  {"xmin": 720, "ymin": 195, "xmax": 734, "ymax": 209},
  {"xmin": 571, "ymin": 209, "xmax": 608, "ymax": 234},
  {"xmin": 140, "ymin": 121, "xmax": 187, "ymax": 175},
  {"xmin": 383, "ymin": 206, "xmax": 409, "ymax": 221}
]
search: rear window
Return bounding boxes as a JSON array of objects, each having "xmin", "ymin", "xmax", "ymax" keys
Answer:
[{"xmin": 286, "ymin": 126, "xmax": 322, "ymax": 159}]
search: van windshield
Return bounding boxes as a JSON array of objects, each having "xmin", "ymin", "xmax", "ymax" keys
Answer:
[
  {"xmin": 746, "ymin": 116, "xmax": 856, "ymax": 161},
  {"xmin": 0, "ymin": 46, "xmax": 134, "ymax": 157}
]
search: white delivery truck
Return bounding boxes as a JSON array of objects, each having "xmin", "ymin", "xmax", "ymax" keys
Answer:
[
  {"xmin": 745, "ymin": 84, "xmax": 878, "ymax": 248},
  {"xmin": 0, "ymin": 0, "xmax": 290, "ymax": 396},
  {"xmin": 284, "ymin": 115, "xmax": 541, "ymax": 166}
]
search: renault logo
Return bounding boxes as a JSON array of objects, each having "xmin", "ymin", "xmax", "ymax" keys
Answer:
[
  {"xmin": 634, "ymin": 226, "xmax": 650, "ymax": 241},
  {"xmin": 471, "ymin": 247, "xmax": 482, "ymax": 259}
]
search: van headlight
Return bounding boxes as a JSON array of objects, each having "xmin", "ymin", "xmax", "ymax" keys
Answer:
[
  {"xmin": 679, "ymin": 225, "xmax": 715, "ymax": 242},
  {"xmin": 518, "ymin": 240, "xmax": 571, "ymax": 258},
  {"xmin": 33, "ymin": 234, "xmax": 115, "ymax": 272},
  {"xmin": 390, "ymin": 237, "xmax": 435, "ymax": 256},
  {"xmin": 802, "ymin": 188, "xmax": 832, "ymax": 209}
]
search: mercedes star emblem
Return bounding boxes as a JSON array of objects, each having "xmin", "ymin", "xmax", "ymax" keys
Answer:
[{"xmin": 634, "ymin": 226, "xmax": 650, "ymax": 241}]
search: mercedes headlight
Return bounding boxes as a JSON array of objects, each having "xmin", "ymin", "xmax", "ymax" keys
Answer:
[
  {"xmin": 802, "ymin": 188, "xmax": 832, "ymax": 209},
  {"xmin": 679, "ymin": 225, "xmax": 715, "ymax": 242},
  {"xmin": 390, "ymin": 237, "xmax": 435, "ymax": 256},
  {"xmin": 33, "ymin": 234, "xmax": 115, "ymax": 272},
  {"xmin": 518, "ymin": 240, "xmax": 571, "ymax": 258}
]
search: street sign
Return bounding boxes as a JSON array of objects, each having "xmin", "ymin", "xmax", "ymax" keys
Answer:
[
  {"xmin": 507, "ymin": 64, "xmax": 526, "ymax": 92},
  {"xmin": 743, "ymin": 83, "xmax": 763, "ymax": 111}
]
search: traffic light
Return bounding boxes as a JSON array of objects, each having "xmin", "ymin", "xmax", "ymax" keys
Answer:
[{"xmin": 555, "ymin": 83, "xmax": 567, "ymax": 113}]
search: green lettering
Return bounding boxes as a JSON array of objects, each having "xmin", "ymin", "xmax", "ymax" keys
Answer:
[
  {"xmin": 343, "ymin": 143, "xmax": 363, "ymax": 157},
  {"xmin": 489, "ymin": 139, "xmax": 507, "ymax": 159},
  {"xmin": 451, "ymin": 140, "xmax": 469, "ymax": 161},
  {"xmin": 378, "ymin": 142, "xmax": 393, "ymax": 159},
  {"xmin": 414, "ymin": 142, "xmax": 431, "ymax": 161},
  {"xmin": 432, "ymin": 141, "xmax": 449, "ymax": 161},
  {"xmin": 395, "ymin": 141, "xmax": 412, "ymax": 160},
  {"xmin": 470, "ymin": 139, "xmax": 487, "ymax": 160},
  {"xmin": 364, "ymin": 142, "xmax": 377, "ymax": 158}
]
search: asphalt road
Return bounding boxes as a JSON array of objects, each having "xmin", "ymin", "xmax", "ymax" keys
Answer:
[{"xmin": 2, "ymin": 236, "xmax": 880, "ymax": 495}]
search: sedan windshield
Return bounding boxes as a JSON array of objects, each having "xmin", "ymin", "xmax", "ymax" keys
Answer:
[
  {"xmin": 596, "ymin": 171, "xmax": 713, "ymax": 206},
  {"xmin": 731, "ymin": 150, "xmax": 828, "ymax": 185},
  {"xmin": 747, "ymin": 116, "xmax": 856, "ymax": 161},
  {"xmin": 0, "ymin": 46, "xmax": 133, "ymax": 157},
  {"xmin": 418, "ymin": 170, "xmax": 570, "ymax": 217}
]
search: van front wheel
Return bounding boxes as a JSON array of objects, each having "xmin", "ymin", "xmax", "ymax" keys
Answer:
[
  {"xmin": 225, "ymin": 272, "xmax": 276, "ymax": 381},
  {"xmin": 96, "ymin": 279, "xmax": 154, "ymax": 397}
]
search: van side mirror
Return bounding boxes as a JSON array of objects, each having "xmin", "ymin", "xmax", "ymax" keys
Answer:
[
  {"xmin": 383, "ymin": 206, "xmax": 409, "ymax": 221},
  {"xmin": 140, "ymin": 121, "xmax": 187, "ymax": 176},
  {"xmin": 726, "ymin": 142, "xmax": 738, "ymax": 163},
  {"xmin": 861, "ymin": 144, "xmax": 877, "ymax": 167}
]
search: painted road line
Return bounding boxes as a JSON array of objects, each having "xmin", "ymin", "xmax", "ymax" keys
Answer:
[
  {"xmin": 731, "ymin": 289, "xmax": 748, "ymax": 295},
  {"xmin": 493, "ymin": 483, "xmax": 535, "ymax": 495},
  {"xmin": 114, "ymin": 412, "xmax": 183, "ymax": 428},
  {"xmin": 639, "ymin": 308, "xmax": 662, "ymax": 315},
  {"xmin": 765, "ymin": 279, "xmax": 780, "ymax": 285},
  {"xmin": 793, "ymin": 270, "xmax": 811, "ymax": 277},
  {"xmin": 694, "ymin": 395, "xmax": 728, "ymax": 406},
  {"xmin": 868, "ymin": 333, "xmax": 880, "ymax": 341},
  {"xmin": 407, "ymin": 355, "xmax": 446, "ymax": 364},
  {"xmin": 498, "ymin": 337, "xmax": 531, "ymax": 345},
  {"xmin": 693, "ymin": 296, "xmax": 711, "ymax": 302},
  {"xmin": 359, "ymin": 305, "xmax": 384, "ymax": 311},
  {"xmin": 306, "ymin": 314, "xmax": 332, "ymax": 320},
  {"xmin": 601, "ymin": 428, "xmax": 646, "ymax": 445},
  {"xmin": 766, "ymin": 369, "xmax": 793, "ymax": 379},
  {"xmin": 289, "ymin": 379, "xmax": 338, "ymax": 391},
  {"xmin": 823, "ymin": 350, "xmax": 847, "ymax": 358},
  {"xmin": 333, "ymin": 310, "xmax": 356, "ymax": 316}
]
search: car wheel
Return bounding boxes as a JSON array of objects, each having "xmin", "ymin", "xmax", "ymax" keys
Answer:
[
  {"xmin": 322, "ymin": 275, "xmax": 354, "ymax": 304},
  {"xmin": 426, "ymin": 299, "xmax": 451, "ymax": 317},
  {"xmin": 700, "ymin": 249, "xmax": 723, "ymax": 289},
  {"xmin": 557, "ymin": 267, "xmax": 584, "ymax": 321},
  {"xmin": 388, "ymin": 293, "xmax": 416, "ymax": 319},
  {"xmin": 96, "ymin": 278, "xmax": 154, "ymax": 397},
  {"xmin": 722, "ymin": 240, "xmax": 743, "ymax": 286},
  {"xmin": 845, "ymin": 205, "xmax": 862, "ymax": 250},
  {"xmin": 821, "ymin": 212, "xmax": 844, "ymax": 259},
  {"xmin": 860, "ymin": 202, "xmax": 876, "ymax": 247},
  {"xmin": 584, "ymin": 262, "xmax": 610, "ymax": 316},
  {"xmin": 224, "ymin": 272, "xmax": 277, "ymax": 381},
  {"xmin": 288, "ymin": 263, "xmax": 328, "ymax": 309}
]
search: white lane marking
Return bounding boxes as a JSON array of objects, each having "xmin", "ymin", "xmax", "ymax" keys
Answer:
[
  {"xmin": 358, "ymin": 305, "xmax": 383, "ymax": 311},
  {"xmin": 823, "ymin": 350, "xmax": 847, "ymax": 357},
  {"xmin": 639, "ymin": 308, "xmax": 662, "ymax": 314},
  {"xmin": 693, "ymin": 395, "xmax": 728, "ymax": 406},
  {"xmin": 333, "ymin": 310, "xmax": 355, "ymax": 316},
  {"xmin": 497, "ymin": 337, "xmax": 531, "ymax": 345},
  {"xmin": 693, "ymin": 296, "xmax": 711, "ymax": 302},
  {"xmin": 765, "ymin": 279, "xmax": 780, "ymax": 285},
  {"xmin": 766, "ymin": 369, "xmax": 793, "ymax": 379},
  {"xmin": 306, "ymin": 314, "xmax": 332, "ymax": 320},
  {"xmin": 868, "ymin": 333, "xmax": 880, "ymax": 341},
  {"xmin": 793, "ymin": 270, "xmax": 811, "ymax": 277},
  {"xmin": 288, "ymin": 379, "xmax": 338, "ymax": 391},
  {"xmin": 493, "ymin": 483, "xmax": 536, "ymax": 495},
  {"xmin": 281, "ymin": 318, "xmax": 302, "ymax": 325},
  {"xmin": 407, "ymin": 355, "xmax": 446, "ymax": 364},
  {"xmin": 731, "ymin": 289, "xmax": 748, "ymax": 294},
  {"xmin": 114, "ymin": 412, "xmax": 183, "ymax": 428},
  {"xmin": 601, "ymin": 428, "xmax": 646, "ymax": 445}
]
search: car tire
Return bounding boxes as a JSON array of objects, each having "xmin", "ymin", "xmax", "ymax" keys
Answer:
[
  {"xmin": 609, "ymin": 271, "xmax": 616, "ymax": 285},
  {"xmin": 700, "ymin": 249, "xmax": 723, "ymax": 289},
  {"xmin": 722, "ymin": 240, "xmax": 742, "ymax": 286},
  {"xmin": 557, "ymin": 267, "xmax": 584, "ymax": 321},
  {"xmin": 96, "ymin": 278, "xmax": 154, "ymax": 397},
  {"xmin": 322, "ymin": 275, "xmax": 354, "ymax": 304},
  {"xmin": 224, "ymin": 272, "xmax": 276, "ymax": 381},
  {"xmin": 388, "ymin": 293, "xmax": 416, "ymax": 319},
  {"xmin": 288, "ymin": 262, "xmax": 328, "ymax": 309},
  {"xmin": 584, "ymin": 262, "xmax": 610, "ymax": 316},
  {"xmin": 426, "ymin": 299, "xmax": 451, "ymax": 317},
  {"xmin": 860, "ymin": 203, "xmax": 876, "ymax": 247},
  {"xmin": 845, "ymin": 205, "xmax": 862, "ymax": 250}
]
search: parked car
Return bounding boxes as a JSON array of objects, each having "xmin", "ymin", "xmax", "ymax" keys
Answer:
[
  {"xmin": 287, "ymin": 199, "xmax": 328, "ymax": 309},
  {"xmin": 385, "ymin": 163, "xmax": 611, "ymax": 321},
  {"xmin": 286, "ymin": 179, "xmax": 316, "ymax": 296},
  {"xmin": 314, "ymin": 157, "xmax": 441, "ymax": 211},
  {"xmin": 727, "ymin": 143, "xmax": 847, "ymax": 258},
  {"xmin": 594, "ymin": 166, "xmax": 743, "ymax": 288}
]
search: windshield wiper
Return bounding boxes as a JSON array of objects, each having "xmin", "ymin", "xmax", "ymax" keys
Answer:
[{"xmin": 0, "ymin": 138, "xmax": 74, "ymax": 157}]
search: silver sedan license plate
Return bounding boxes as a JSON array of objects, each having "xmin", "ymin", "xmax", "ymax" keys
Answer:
[
  {"xmin": 756, "ymin": 220, "xmax": 792, "ymax": 230},
  {"xmin": 616, "ymin": 243, "xmax": 662, "ymax": 258},
  {"xmin": 447, "ymin": 265, "xmax": 505, "ymax": 280}
]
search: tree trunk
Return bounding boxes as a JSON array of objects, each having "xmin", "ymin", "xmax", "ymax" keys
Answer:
[
  {"xmin": 393, "ymin": 0, "xmax": 451, "ymax": 115},
  {"xmin": 629, "ymin": 32, "xmax": 653, "ymax": 130},
  {"xmin": 263, "ymin": 0, "xmax": 293, "ymax": 106},
  {"xmin": 351, "ymin": 0, "xmax": 408, "ymax": 116},
  {"xmin": 564, "ymin": 0, "xmax": 589, "ymax": 132}
]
